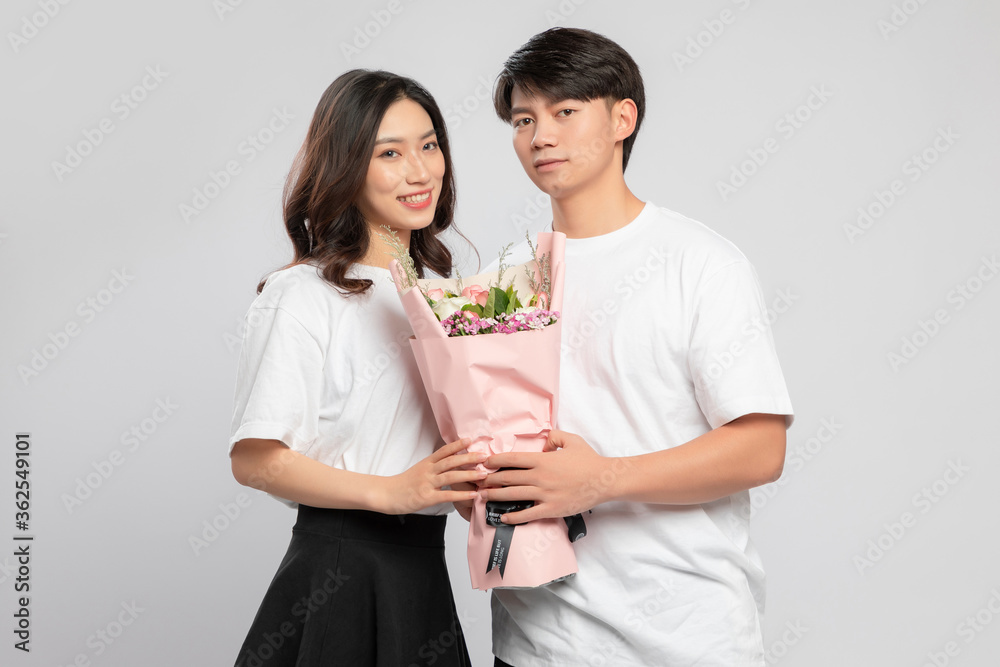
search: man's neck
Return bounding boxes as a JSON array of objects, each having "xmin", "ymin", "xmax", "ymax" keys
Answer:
[{"xmin": 550, "ymin": 173, "xmax": 646, "ymax": 239}]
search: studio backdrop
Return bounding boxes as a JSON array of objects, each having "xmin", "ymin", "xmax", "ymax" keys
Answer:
[{"xmin": 2, "ymin": 1, "xmax": 998, "ymax": 665}]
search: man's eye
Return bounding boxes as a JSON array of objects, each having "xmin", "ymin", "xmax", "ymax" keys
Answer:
[
  {"xmin": 513, "ymin": 118, "xmax": 532, "ymax": 128},
  {"xmin": 558, "ymin": 109, "xmax": 574, "ymax": 117}
]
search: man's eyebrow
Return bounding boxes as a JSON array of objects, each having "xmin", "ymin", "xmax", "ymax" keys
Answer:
[
  {"xmin": 511, "ymin": 100, "xmax": 578, "ymax": 116},
  {"xmin": 374, "ymin": 128, "xmax": 437, "ymax": 145}
]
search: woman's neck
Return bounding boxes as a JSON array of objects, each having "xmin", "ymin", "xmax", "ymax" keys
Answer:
[{"xmin": 358, "ymin": 225, "xmax": 410, "ymax": 269}]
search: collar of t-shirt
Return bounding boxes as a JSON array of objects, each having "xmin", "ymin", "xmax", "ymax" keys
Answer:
[{"xmin": 543, "ymin": 200, "xmax": 656, "ymax": 254}]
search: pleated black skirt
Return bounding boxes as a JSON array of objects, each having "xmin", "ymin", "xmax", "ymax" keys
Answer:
[{"xmin": 234, "ymin": 504, "xmax": 472, "ymax": 667}]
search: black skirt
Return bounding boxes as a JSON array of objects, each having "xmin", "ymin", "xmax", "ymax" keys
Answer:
[{"xmin": 234, "ymin": 504, "xmax": 472, "ymax": 667}]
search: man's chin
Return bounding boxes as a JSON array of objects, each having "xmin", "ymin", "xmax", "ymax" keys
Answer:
[{"xmin": 530, "ymin": 174, "xmax": 575, "ymax": 199}]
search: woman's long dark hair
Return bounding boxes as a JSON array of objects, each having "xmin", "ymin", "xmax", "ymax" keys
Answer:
[{"xmin": 258, "ymin": 69, "xmax": 463, "ymax": 295}]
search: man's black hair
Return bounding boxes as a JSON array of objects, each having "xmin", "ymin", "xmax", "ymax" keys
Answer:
[{"xmin": 493, "ymin": 27, "xmax": 646, "ymax": 171}]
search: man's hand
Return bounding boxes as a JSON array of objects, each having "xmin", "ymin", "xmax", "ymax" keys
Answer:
[
  {"xmin": 480, "ymin": 429, "xmax": 624, "ymax": 525},
  {"xmin": 477, "ymin": 413, "xmax": 787, "ymax": 523}
]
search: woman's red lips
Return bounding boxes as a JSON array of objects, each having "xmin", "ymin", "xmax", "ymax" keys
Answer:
[{"xmin": 397, "ymin": 188, "xmax": 433, "ymax": 209}]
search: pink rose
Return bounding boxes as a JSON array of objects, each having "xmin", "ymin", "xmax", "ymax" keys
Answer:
[
  {"xmin": 462, "ymin": 284, "xmax": 489, "ymax": 307},
  {"xmin": 426, "ymin": 288, "xmax": 445, "ymax": 301}
]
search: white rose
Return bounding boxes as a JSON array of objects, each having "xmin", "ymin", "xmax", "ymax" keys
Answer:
[{"xmin": 431, "ymin": 296, "xmax": 471, "ymax": 320}]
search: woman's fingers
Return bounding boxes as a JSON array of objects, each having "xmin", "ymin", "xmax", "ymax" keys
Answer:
[
  {"xmin": 437, "ymin": 469, "xmax": 488, "ymax": 488},
  {"xmin": 435, "ymin": 450, "xmax": 488, "ymax": 474},
  {"xmin": 439, "ymin": 488, "xmax": 481, "ymax": 504},
  {"xmin": 431, "ymin": 437, "xmax": 472, "ymax": 462}
]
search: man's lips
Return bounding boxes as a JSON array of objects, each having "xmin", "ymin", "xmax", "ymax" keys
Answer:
[{"xmin": 534, "ymin": 158, "xmax": 567, "ymax": 172}]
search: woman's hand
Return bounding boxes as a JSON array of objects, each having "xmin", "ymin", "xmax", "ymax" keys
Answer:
[
  {"xmin": 449, "ymin": 481, "xmax": 478, "ymax": 521},
  {"xmin": 374, "ymin": 438, "xmax": 488, "ymax": 515}
]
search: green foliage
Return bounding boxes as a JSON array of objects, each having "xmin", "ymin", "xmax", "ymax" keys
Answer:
[{"xmin": 461, "ymin": 303, "xmax": 484, "ymax": 317}]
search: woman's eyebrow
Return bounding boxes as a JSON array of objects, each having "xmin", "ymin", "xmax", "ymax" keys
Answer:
[{"xmin": 375, "ymin": 128, "xmax": 437, "ymax": 145}]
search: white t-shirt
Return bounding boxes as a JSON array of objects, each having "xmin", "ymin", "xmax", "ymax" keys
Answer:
[
  {"xmin": 489, "ymin": 202, "xmax": 794, "ymax": 666},
  {"xmin": 228, "ymin": 261, "xmax": 452, "ymax": 515}
]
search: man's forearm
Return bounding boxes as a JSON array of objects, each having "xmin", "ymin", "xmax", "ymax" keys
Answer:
[
  {"xmin": 481, "ymin": 413, "xmax": 788, "ymax": 524},
  {"xmin": 601, "ymin": 413, "xmax": 787, "ymax": 506}
]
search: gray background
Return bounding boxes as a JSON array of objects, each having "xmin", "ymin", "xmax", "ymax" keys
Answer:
[{"xmin": 2, "ymin": 1, "xmax": 998, "ymax": 665}]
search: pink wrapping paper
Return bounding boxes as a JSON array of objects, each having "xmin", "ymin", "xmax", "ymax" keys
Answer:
[{"xmin": 389, "ymin": 232, "xmax": 578, "ymax": 590}]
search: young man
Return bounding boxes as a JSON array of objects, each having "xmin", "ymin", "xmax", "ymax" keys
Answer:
[{"xmin": 480, "ymin": 28, "xmax": 795, "ymax": 666}]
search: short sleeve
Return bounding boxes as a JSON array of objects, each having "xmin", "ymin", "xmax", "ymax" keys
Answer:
[
  {"xmin": 228, "ymin": 305, "xmax": 325, "ymax": 456},
  {"xmin": 687, "ymin": 261, "xmax": 794, "ymax": 430}
]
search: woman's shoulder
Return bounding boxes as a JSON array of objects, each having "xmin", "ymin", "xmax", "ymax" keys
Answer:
[
  {"xmin": 250, "ymin": 262, "xmax": 350, "ymax": 328},
  {"xmin": 258, "ymin": 261, "xmax": 323, "ymax": 294}
]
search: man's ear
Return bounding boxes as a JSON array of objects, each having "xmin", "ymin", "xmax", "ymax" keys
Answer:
[{"xmin": 611, "ymin": 98, "xmax": 639, "ymax": 142}]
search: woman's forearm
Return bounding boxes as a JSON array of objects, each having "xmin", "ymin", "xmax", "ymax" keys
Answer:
[{"xmin": 231, "ymin": 438, "xmax": 386, "ymax": 511}]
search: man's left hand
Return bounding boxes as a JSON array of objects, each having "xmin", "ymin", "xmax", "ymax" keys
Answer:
[{"xmin": 481, "ymin": 429, "xmax": 623, "ymax": 524}]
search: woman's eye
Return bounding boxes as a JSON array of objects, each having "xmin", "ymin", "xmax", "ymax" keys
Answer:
[
  {"xmin": 381, "ymin": 149, "xmax": 399, "ymax": 158},
  {"xmin": 423, "ymin": 141, "xmax": 438, "ymax": 150}
]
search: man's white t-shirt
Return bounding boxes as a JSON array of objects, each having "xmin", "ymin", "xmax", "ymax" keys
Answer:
[
  {"xmin": 228, "ymin": 261, "xmax": 452, "ymax": 515},
  {"xmin": 489, "ymin": 202, "xmax": 794, "ymax": 666}
]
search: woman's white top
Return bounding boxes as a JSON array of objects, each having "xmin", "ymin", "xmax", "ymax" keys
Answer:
[{"xmin": 228, "ymin": 261, "xmax": 451, "ymax": 515}]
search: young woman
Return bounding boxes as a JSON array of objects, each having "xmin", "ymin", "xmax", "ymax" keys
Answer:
[{"xmin": 228, "ymin": 69, "xmax": 484, "ymax": 666}]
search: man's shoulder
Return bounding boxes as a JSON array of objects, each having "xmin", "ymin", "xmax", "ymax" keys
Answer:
[
  {"xmin": 485, "ymin": 202, "xmax": 751, "ymax": 275},
  {"xmin": 643, "ymin": 203, "xmax": 748, "ymax": 266}
]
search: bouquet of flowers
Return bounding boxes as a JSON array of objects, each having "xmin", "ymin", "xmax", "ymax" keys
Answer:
[{"xmin": 387, "ymin": 230, "xmax": 586, "ymax": 590}]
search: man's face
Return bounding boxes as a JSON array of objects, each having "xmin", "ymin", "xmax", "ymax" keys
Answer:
[{"xmin": 509, "ymin": 86, "xmax": 620, "ymax": 199}]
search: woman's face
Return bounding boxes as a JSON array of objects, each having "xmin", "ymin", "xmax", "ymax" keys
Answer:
[{"xmin": 357, "ymin": 97, "xmax": 446, "ymax": 239}]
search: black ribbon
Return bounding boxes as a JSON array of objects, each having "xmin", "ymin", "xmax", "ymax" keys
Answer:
[
  {"xmin": 484, "ymin": 501, "xmax": 589, "ymax": 578},
  {"xmin": 564, "ymin": 512, "xmax": 588, "ymax": 542},
  {"xmin": 485, "ymin": 500, "xmax": 534, "ymax": 577}
]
